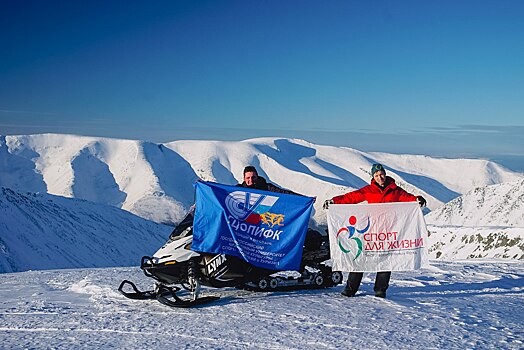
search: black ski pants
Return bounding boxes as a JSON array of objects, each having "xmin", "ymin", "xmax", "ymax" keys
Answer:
[{"xmin": 345, "ymin": 271, "xmax": 391, "ymax": 294}]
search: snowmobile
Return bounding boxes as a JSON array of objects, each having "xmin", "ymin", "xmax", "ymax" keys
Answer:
[{"xmin": 118, "ymin": 209, "xmax": 343, "ymax": 308}]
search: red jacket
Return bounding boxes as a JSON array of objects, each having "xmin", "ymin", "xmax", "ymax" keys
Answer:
[{"xmin": 332, "ymin": 176, "xmax": 417, "ymax": 204}]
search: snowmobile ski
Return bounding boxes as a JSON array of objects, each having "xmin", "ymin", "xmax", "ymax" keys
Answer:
[
  {"xmin": 118, "ymin": 280, "xmax": 157, "ymax": 300},
  {"xmin": 155, "ymin": 284, "xmax": 220, "ymax": 308},
  {"xmin": 118, "ymin": 279, "xmax": 220, "ymax": 307}
]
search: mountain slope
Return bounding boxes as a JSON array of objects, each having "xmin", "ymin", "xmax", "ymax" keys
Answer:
[
  {"xmin": 0, "ymin": 187, "xmax": 171, "ymax": 273},
  {"xmin": 2, "ymin": 134, "xmax": 521, "ymax": 227},
  {"xmin": 427, "ymin": 226, "xmax": 524, "ymax": 260},
  {"xmin": 425, "ymin": 179, "xmax": 524, "ymax": 260},
  {"xmin": 425, "ymin": 179, "xmax": 524, "ymax": 227}
]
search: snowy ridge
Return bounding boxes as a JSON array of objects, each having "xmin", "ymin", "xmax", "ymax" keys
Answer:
[
  {"xmin": 0, "ymin": 187, "xmax": 171, "ymax": 273},
  {"xmin": 1, "ymin": 134, "xmax": 197, "ymax": 225},
  {"xmin": 2, "ymin": 134, "xmax": 522, "ymax": 227},
  {"xmin": 426, "ymin": 179, "xmax": 524, "ymax": 227},
  {"xmin": 424, "ymin": 180, "xmax": 524, "ymax": 260},
  {"xmin": 425, "ymin": 180, "xmax": 524, "ymax": 259}
]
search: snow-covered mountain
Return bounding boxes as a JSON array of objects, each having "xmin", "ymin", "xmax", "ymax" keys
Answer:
[
  {"xmin": 424, "ymin": 179, "xmax": 524, "ymax": 260},
  {"xmin": 2, "ymin": 133, "xmax": 523, "ymax": 270},
  {"xmin": 0, "ymin": 187, "xmax": 171, "ymax": 273},
  {"xmin": 2, "ymin": 133, "xmax": 522, "ymax": 227},
  {"xmin": 426, "ymin": 179, "xmax": 524, "ymax": 227},
  {"xmin": 427, "ymin": 225, "xmax": 523, "ymax": 260}
]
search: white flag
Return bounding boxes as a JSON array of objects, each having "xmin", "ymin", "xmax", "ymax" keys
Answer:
[{"xmin": 327, "ymin": 202, "xmax": 429, "ymax": 272}]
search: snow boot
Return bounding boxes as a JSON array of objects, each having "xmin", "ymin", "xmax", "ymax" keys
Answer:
[
  {"xmin": 374, "ymin": 291, "xmax": 386, "ymax": 298},
  {"xmin": 341, "ymin": 286, "xmax": 356, "ymax": 297}
]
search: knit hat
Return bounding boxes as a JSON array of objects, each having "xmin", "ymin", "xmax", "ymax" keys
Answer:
[{"xmin": 371, "ymin": 163, "xmax": 385, "ymax": 176}]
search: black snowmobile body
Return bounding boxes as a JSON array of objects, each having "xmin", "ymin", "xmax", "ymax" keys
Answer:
[{"xmin": 119, "ymin": 209, "xmax": 342, "ymax": 307}]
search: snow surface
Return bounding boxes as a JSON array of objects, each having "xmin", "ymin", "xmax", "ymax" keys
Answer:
[
  {"xmin": 2, "ymin": 134, "xmax": 522, "ymax": 227},
  {"xmin": 0, "ymin": 261, "xmax": 522, "ymax": 349}
]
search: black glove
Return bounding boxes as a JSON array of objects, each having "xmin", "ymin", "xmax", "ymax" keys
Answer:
[
  {"xmin": 323, "ymin": 199, "xmax": 334, "ymax": 210},
  {"xmin": 417, "ymin": 196, "xmax": 426, "ymax": 207}
]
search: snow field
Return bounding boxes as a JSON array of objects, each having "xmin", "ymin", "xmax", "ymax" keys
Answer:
[{"xmin": 0, "ymin": 261, "xmax": 522, "ymax": 349}]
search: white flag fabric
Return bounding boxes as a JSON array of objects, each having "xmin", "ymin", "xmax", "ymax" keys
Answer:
[{"xmin": 327, "ymin": 202, "xmax": 429, "ymax": 272}]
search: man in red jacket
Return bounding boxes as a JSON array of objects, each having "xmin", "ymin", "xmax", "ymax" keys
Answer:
[{"xmin": 323, "ymin": 163, "xmax": 426, "ymax": 298}]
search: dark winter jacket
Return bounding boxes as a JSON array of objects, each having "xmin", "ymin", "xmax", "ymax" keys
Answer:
[
  {"xmin": 332, "ymin": 176, "xmax": 417, "ymax": 204},
  {"xmin": 237, "ymin": 176, "xmax": 298, "ymax": 195}
]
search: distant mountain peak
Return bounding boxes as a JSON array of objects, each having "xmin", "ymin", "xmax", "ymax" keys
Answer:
[{"xmin": 426, "ymin": 179, "xmax": 524, "ymax": 227}]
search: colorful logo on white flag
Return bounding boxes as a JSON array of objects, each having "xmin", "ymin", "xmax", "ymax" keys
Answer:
[
  {"xmin": 336, "ymin": 215, "xmax": 370, "ymax": 260},
  {"xmin": 327, "ymin": 202, "xmax": 429, "ymax": 272}
]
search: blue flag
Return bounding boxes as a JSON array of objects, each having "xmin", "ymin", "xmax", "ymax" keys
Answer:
[{"xmin": 192, "ymin": 181, "xmax": 315, "ymax": 271}]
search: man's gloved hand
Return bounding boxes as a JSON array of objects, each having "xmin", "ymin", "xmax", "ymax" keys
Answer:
[
  {"xmin": 323, "ymin": 199, "xmax": 334, "ymax": 210},
  {"xmin": 417, "ymin": 196, "xmax": 426, "ymax": 207}
]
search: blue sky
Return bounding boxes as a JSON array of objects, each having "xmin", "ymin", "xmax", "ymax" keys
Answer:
[{"xmin": 1, "ymin": 1, "xmax": 523, "ymax": 171}]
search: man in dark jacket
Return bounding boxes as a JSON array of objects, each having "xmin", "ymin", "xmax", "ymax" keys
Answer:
[
  {"xmin": 237, "ymin": 165, "xmax": 324, "ymax": 269},
  {"xmin": 172, "ymin": 166, "xmax": 299, "ymax": 238},
  {"xmin": 323, "ymin": 163, "xmax": 426, "ymax": 298},
  {"xmin": 238, "ymin": 166, "xmax": 298, "ymax": 195}
]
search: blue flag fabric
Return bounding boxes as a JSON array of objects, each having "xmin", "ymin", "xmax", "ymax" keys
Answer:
[{"xmin": 192, "ymin": 181, "xmax": 315, "ymax": 271}]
